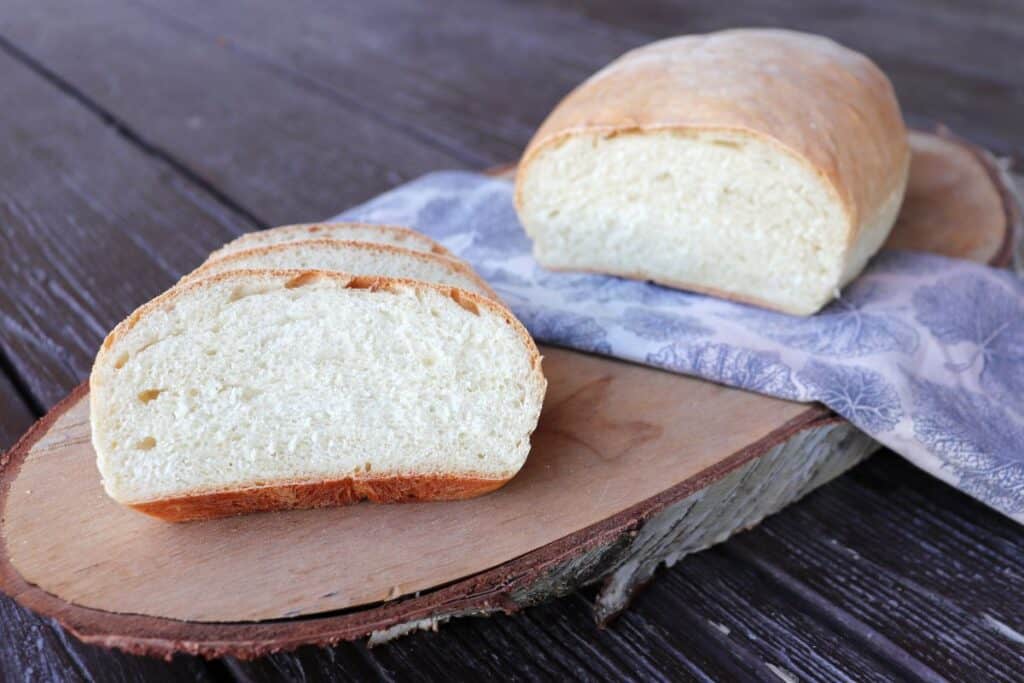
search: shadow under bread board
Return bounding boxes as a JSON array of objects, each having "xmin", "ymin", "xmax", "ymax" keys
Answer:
[{"xmin": 0, "ymin": 128, "xmax": 1020, "ymax": 660}]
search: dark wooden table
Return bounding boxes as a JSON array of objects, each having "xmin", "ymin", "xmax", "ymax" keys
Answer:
[{"xmin": 2, "ymin": 1, "xmax": 1023, "ymax": 680}]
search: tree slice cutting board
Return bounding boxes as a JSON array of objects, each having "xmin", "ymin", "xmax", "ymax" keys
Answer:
[{"xmin": 0, "ymin": 128, "xmax": 1020, "ymax": 660}]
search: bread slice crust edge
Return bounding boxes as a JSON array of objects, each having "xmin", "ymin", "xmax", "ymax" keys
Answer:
[
  {"xmin": 207, "ymin": 222, "xmax": 453, "ymax": 263},
  {"xmin": 130, "ymin": 473, "xmax": 509, "ymax": 522},
  {"xmin": 185, "ymin": 238, "xmax": 500, "ymax": 301}
]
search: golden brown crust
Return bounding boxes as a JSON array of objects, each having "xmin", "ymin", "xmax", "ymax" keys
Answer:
[
  {"xmin": 516, "ymin": 28, "xmax": 910, "ymax": 244},
  {"xmin": 182, "ymin": 238, "xmax": 501, "ymax": 301},
  {"xmin": 130, "ymin": 474, "xmax": 510, "ymax": 522},
  {"xmin": 207, "ymin": 222, "xmax": 453, "ymax": 263}
]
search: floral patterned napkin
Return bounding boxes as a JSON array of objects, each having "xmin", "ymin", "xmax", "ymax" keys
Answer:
[{"xmin": 337, "ymin": 171, "xmax": 1024, "ymax": 523}]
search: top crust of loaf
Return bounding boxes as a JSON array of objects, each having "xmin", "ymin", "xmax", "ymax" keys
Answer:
[
  {"xmin": 516, "ymin": 28, "xmax": 910, "ymax": 247},
  {"xmin": 207, "ymin": 223, "xmax": 452, "ymax": 262},
  {"xmin": 183, "ymin": 239, "xmax": 500, "ymax": 301}
]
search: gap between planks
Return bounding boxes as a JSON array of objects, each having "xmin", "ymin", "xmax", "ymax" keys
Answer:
[{"xmin": 0, "ymin": 33, "xmax": 267, "ymax": 232}]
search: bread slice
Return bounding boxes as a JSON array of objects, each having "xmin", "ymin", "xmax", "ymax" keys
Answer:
[
  {"xmin": 90, "ymin": 270, "xmax": 546, "ymax": 522},
  {"xmin": 515, "ymin": 29, "xmax": 910, "ymax": 315},
  {"xmin": 208, "ymin": 223, "xmax": 451, "ymax": 262},
  {"xmin": 185, "ymin": 239, "xmax": 499, "ymax": 301}
]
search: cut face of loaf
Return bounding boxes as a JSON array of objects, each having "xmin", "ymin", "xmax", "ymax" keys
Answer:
[
  {"xmin": 90, "ymin": 271, "xmax": 546, "ymax": 522},
  {"xmin": 208, "ymin": 223, "xmax": 451, "ymax": 262},
  {"xmin": 185, "ymin": 239, "xmax": 499, "ymax": 301},
  {"xmin": 516, "ymin": 29, "xmax": 910, "ymax": 315}
]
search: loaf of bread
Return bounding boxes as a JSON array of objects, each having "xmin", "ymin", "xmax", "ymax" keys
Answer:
[
  {"xmin": 185, "ymin": 239, "xmax": 498, "ymax": 300},
  {"xmin": 515, "ymin": 29, "xmax": 910, "ymax": 315},
  {"xmin": 90, "ymin": 270, "xmax": 545, "ymax": 521},
  {"xmin": 209, "ymin": 222, "xmax": 451, "ymax": 262}
]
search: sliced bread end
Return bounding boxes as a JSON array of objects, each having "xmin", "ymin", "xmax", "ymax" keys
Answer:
[
  {"xmin": 207, "ymin": 222, "xmax": 452, "ymax": 263},
  {"xmin": 91, "ymin": 269, "xmax": 545, "ymax": 521}
]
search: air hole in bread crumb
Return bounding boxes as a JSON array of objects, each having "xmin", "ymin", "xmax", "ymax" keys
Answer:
[
  {"xmin": 710, "ymin": 139, "xmax": 743, "ymax": 149},
  {"xmin": 346, "ymin": 275, "xmax": 383, "ymax": 291},
  {"xmin": 205, "ymin": 348, "xmax": 217, "ymax": 357},
  {"xmin": 476, "ymin": 453, "xmax": 485, "ymax": 460},
  {"xmin": 285, "ymin": 272, "xmax": 322, "ymax": 289},
  {"xmin": 364, "ymin": 462, "xmax": 372, "ymax": 473},
  {"xmin": 136, "ymin": 436, "xmax": 156, "ymax": 451},
  {"xmin": 450, "ymin": 290, "xmax": 480, "ymax": 316},
  {"xmin": 114, "ymin": 353, "xmax": 129, "ymax": 369},
  {"xmin": 138, "ymin": 389, "xmax": 162, "ymax": 404}
]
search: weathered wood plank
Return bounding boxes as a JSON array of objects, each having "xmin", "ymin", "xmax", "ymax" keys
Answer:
[
  {"xmin": 130, "ymin": 0, "xmax": 639, "ymax": 163},
  {"xmin": 0, "ymin": 596, "xmax": 85, "ymax": 683},
  {"xmin": 352, "ymin": 592, "xmax": 749, "ymax": 681},
  {"xmin": 725, "ymin": 455, "xmax": 1024, "ymax": 682},
  {"xmin": 223, "ymin": 645, "xmax": 383, "ymax": 683},
  {"xmin": 0, "ymin": 0, "xmax": 471, "ymax": 225},
  {"xmin": 38, "ymin": 630, "xmax": 222, "ymax": 683},
  {"xmin": 0, "ymin": 45, "xmax": 259, "ymax": 408},
  {"xmin": 527, "ymin": 0, "xmax": 1021, "ymax": 83},
  {"xmin": 115, "ymin": 0, "xmax": 1024, "ymax": 166},
  {"xmin": 627, "ymin": 551, "xmax": 921, "ymax": 682},
  {"xmin": 587, "ymin": 451, "xmax": 1024, "ymax": 683},
  {"xmin": 0, "ymin": 379, "xmax": 34, "ymax": 448}
]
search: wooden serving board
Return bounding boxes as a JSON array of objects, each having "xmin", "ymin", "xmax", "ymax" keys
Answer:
[{"xmin": 0, "ymin": 129, "xmax": 1020, "ymax": 660}]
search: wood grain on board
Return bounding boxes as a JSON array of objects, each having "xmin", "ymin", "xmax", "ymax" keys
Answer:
[
  {"xmin": 890, "ymin": 130, "xmax": 1016, "ymax": 260},
  {"xmin": 0, "ymin": 128, "xmax": 1017, "ymax": 660}
]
